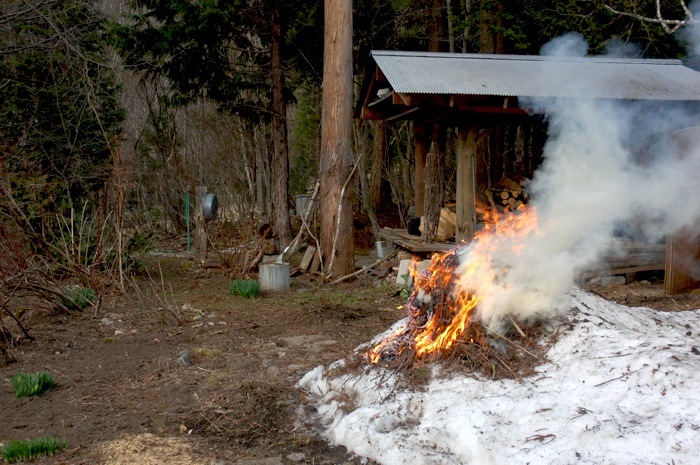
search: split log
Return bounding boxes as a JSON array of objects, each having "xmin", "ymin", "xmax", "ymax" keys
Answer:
[
  {"xmin": 496, "ymin": 177, "xmax": 522, "ymax": 191},
  {"xmin": 299, "ymin": 246, "xmax": 317, "ymax": 271},
  {"xmin": 486, "ymin": 181, "xmax": 528, "ymax": 213}
]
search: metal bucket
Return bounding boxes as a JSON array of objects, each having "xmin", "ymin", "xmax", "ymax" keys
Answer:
[
  {"xmin": 259, "ymin": 263, "xmax": 290, "ymax": 292},
  {"xmin": 202, "ymin": 193, "xmax": 218, "ymax": 221}
]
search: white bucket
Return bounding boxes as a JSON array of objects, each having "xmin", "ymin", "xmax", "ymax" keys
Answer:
[
  {"xmin": 259, "ymin": 263, "xmax": 290, "ymax": 291},
  {"xmin": 376, "ymin": 241, "xmax": 394, "ymax": 258}
]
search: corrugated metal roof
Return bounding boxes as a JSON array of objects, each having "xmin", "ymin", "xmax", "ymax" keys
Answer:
[{"xmin": 371, "ymin": 51, "xmax": 700, "ymax": 100}]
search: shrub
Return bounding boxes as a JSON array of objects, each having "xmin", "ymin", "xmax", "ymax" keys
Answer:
[
  {"xmin": 0, "ymin": 437, "xmax": 67, "ymax": 463},
  {"xmin": 61, "ymin": 286, "xmax": 95, "ymax": 311},
  {"xmin": 228, "ymin": 279, "xmax": 260, "ymax": 299},
  {"xmin": 11, "ymin": 371, "xmax": 55, "ymax": 398}
]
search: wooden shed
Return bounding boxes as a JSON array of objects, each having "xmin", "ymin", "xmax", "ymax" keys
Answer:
[{"xmin": 358, "ymin": 50, "xmax": 700, "ymax": 291}]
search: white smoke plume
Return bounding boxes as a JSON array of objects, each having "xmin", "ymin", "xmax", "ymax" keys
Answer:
[
  {"xmin": 458, "ymin": 33, "xmax": 700, "ymax": 330},
  {"xmin": 681, "ymin": 2, "xmax": 700, "ymax": 58}
]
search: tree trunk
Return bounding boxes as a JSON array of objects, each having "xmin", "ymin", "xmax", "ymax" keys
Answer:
[
  {"xmin": 428, "ymin": 0, "xmax": 444, "ymax": 52},
  {"xmin": 446, "ymin": 0, "xmax": 455, "ymax": 53},
  {"xmin": 478, "ymin": 0, "xmax": 494, "ymax": 53},
  {"xmin": 456, "ymin": 126, "xmax": 477, "ymax": 242},
  {"xmin": 357, "ymin": 122, "xmax": 381, "ymax": 242},
  {"xmin": 320, "ymin": 0, "xmax": 354, "ymax": 278},
  {"xmin": 422, "ymin": 124, "xmax": 447, "ymax": 242},
  {"xmin": 270, "ymin": 0, "xmax": 292, "ymax": 248},
  {"xmin": 413, "ymin": 123, "xmax": 430, "ymax": 219},
  {"xmin": 369, "ymin": 120, "xmax": 388, "ymax": 212}
]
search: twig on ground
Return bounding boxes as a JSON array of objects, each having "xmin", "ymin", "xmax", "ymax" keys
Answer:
[
  {"xmin": 524, "ymin": 433, "xmax": 556, "ymax": 444},
  {"xmin": 490, "ymin": 330, "xmax": 543, "ymax": 360},
  {"xmin": 594, "ymin": 367, "xmax": 642, "ymax": 387},
  {"xmin": 509, "ymin": 316, "xmax": 527, "ymax": 338}
]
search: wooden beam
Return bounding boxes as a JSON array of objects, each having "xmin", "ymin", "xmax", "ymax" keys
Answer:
[
  {"xmin": 360, "ymin": 106, "xmax": 384, "ymax": 120},
  {"xmin": 456, "ymin": 125, "xmax": 477, "ymax": 242},
  {"xmin": 375, "ymin": 67, "xmax": 387, "ymax": 82},
  {"xmin": 385, "ymin": 107, "xmax": 420, "ymax": 122},
  {"xmin": 458, "ymin": 105, "xmax": 528, "ymax": 115},
  {"xmin": 368, "ymin": 90, "xmax": 393, "ymax": 107},
  {"xmin": 393, "ymin": 92, "xmax": 409, "ymax": 105}
]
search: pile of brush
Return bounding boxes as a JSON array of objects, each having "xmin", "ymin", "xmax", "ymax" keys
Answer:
[{"xmin": 368, "ymin": 250, "xmax": 551, "ymax": 380}]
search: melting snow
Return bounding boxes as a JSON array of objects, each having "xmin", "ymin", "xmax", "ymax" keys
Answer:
[{"xmin": 298, "ymin": 288, "xmax": 700, "ymax": 465}]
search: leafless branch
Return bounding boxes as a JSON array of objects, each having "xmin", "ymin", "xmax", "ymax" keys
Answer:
[{"xmin": 604, "ymin": 0, "xmax": 694, "ymax": 34}]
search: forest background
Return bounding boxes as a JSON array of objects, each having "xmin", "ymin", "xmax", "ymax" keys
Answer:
[{"xmin": 0, "ymin": 0, "xmax": 693, "ymax": 327}]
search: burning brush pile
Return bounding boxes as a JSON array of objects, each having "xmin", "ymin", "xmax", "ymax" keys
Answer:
[{"xmin": 367, "ymin": 205, "xmax": 553, "ymax": 379}]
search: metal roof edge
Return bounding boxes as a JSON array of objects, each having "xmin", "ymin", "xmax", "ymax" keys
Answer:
[{"xmin": 369, "ymin": 50, "xmax": 683, "ymax": 66}]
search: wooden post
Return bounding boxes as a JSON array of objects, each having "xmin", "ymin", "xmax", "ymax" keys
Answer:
[
  {"xmin": 664, "ymin": 126, "xmax": 700, "ymax": 295},
  {"xmin": 664, "ymin": 228, "xmax": 700, "ymax": 295},
  {"xmin": 195, "ymin": 185, "xmax": 208, "ymax": 254},
  {"xmin": 414, "ymin": 123, "xmax": 429, "ymax": 219},
  {"xmin": 456, "ymin": 125, "xmax": 477, "ymax": 242}
]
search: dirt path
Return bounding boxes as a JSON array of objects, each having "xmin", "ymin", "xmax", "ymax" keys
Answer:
[{"xmin": 0, "ymin": 257, "xmax": 400, "ymax": 464}]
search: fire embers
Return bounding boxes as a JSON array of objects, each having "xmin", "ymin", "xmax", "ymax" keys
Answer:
[
  {"xmin": 369, "ymin": 250, "xmax": 481, "ymax": 364},
  {"xmin": 368, "ymin": 205, "xmax": 550, "ymax": 377}
]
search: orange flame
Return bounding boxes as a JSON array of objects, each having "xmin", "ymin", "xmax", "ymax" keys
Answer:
[{"xmin": 368, "ymin": 205, "xmax": 540, "ymax": 364}]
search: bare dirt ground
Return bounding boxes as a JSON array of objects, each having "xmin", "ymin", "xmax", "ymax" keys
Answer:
[
  {"xmin": 582, "ymin": 271, "xmax": 700, "ymax": 312},
  {"xmin": 1, "ymin": 255, "xmax": 698, "ymax": 465},
  {"xmin": 0, "ymin": 254, "xmax": 401, "ymax": 465}
]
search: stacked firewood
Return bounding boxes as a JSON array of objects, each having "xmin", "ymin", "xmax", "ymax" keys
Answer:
[{"xmin": 484, "ymin": 177, "xmax": 529, "ymax": 212}]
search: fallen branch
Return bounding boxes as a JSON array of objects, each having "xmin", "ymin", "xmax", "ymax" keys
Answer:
[
  {"xmin": 594, "ymin": 367, "xmax": 643, "ymax": 387},
  {"xmin": 524, "ymin": 433, "xmax": 556, "ymax": 444},
  {"xmin": 490, "ymin": 329, "xmax": 543, "ymax": 361}
]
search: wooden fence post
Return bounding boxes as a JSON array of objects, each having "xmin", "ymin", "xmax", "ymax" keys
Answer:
[{"xmin": 196, "ymin": 186, "xmax": 208, "ymax": 254}]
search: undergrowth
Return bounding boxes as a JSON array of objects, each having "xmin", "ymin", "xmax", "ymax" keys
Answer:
[
  {"xmin": 0, "ymin": 437, "xmax": 66, "ymax": 463},
  {"xmin": 229, "ymin": 279, "xmax": 260, "ymax": 299},
  {"xmin": 61, "ymin": 286, "xmax": 95, "ymax": 311},
  {"xmin": 11, "ymin": 371, "xmax": 55, "ymax": 397}
]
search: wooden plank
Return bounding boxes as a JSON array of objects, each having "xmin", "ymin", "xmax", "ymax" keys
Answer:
[
  {"xmin": 299, "ymin": 246, "xmax": 317, "ymax": 271},
  {"xmin": 665, "ymin": 229, "xmax": 700, "ymax": 294},
  {"xmin": 309, "ymin": 249, "xmax": 322, "ymax": 274},
  {"xmin": 664, "ymin": 127, "xmax": 700, "ymax": 295},
  {"xmin": 195, "ymin": 186, "xmax": 207, "ymax": 254}
]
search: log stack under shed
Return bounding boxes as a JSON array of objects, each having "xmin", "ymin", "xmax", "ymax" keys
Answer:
[{"xmin": 483, "ymin": 177, "xmax": 529, "ymax": 213}]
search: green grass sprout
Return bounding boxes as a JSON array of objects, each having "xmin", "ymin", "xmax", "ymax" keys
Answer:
[
  {"xmin": 61, "ymin": 286, "xmax": 95, "ymax": 311},
  {"xmin": 0, "ymin": 436, "xmax": 67, "ymax": 463},
  {"xmin": 228, "ymin": 279, "xmax": 260, "ymax": 299},
  {"xmin": 11, "ymin": 371, "xmax": 55, "ymax": 398}
]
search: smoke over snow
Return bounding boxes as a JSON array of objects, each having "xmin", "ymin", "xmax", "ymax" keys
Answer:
[{"xmin": 458, "ymin": 33, "xmax": 700, "ymax": 330}]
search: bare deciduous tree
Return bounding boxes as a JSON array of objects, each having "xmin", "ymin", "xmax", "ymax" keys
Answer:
[{"xmin": 605, "ymin": 0, "xmax": 694, "ymax": 34}]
